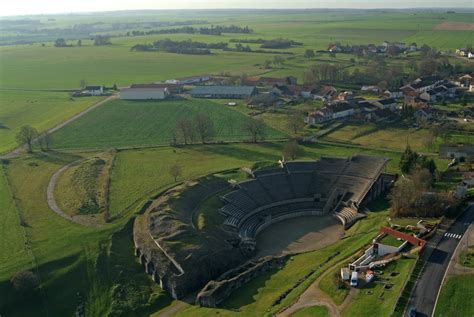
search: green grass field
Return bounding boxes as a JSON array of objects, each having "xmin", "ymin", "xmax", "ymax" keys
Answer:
[
  {"xmin": 434, "ymin": 274, "xmax": 474, "ymax": 317},
  {"xmin": 50, "ymin": 98, "xmax": 286, "ymax": 150},
  {"xmin": 319, "ymin": 266, "xmax": 350, "ymax": 305},
  {"xmin": 0, "ymin": 165, "xmax": 32, "ymax": 281},
  {"xmin": 0, "ymin": 11, "xmax": 472, "ymax": 89},
  {"xmin": 108, "ymin": 141, "xmax": 407, "ymax": 216},
  {"xmin": 291, "ymin": 306, "xmax": 328, "ymax": 317},
  {"xmin": 0, "ymin": 91, "xmax": 103, "ymax": 153},
  {"xmin": 342, "ymin": 257, "xmax": 416, "ymax": 317}
]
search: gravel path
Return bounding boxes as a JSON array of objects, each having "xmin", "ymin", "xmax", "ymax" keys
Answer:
[{"xmin": 46, "ymin": 159, "xmax": 102, "ymax": 228}]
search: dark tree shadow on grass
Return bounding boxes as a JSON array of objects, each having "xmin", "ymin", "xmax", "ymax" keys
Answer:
[{"xmin": 219, "ymin": 268, "xmax": 279, "ymax": 310}]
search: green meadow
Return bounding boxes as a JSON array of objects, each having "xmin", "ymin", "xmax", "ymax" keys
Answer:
[
  {"xmin": 0, "ymin": 91, "xmax": 103, "ymax": 154},
  {"xmin": 1, "ymin": 11, "xmax": 472, "ymax": 89},
  {"xmin": 50, "ymin": 98, "xmax": 286, "ymax": 150}
]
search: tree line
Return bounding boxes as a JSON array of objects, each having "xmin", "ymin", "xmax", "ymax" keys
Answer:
[
  {"xmin": 54, "ymin": 35, "xmax": 111, "ymax": 47},
  {"xmin": 230, "ymin": 38, "xmax": 303, "ymax": 49},
  {"xmin": 131, "ymin": 39, "xmax": 228, "ymax": 55},
  {"xmin": 127, "ymin": 25, "xmax": 253, "ymax": 37},
  {"xmin": 15, "ymin": 125, "xmax": 52, "ymax": 152},
  {"xmin": 389, "ymin": 145, "xmax": 457, "ymax": 218},
  {"xmin": 131, "ymin": 39, "xmax": 294, "ymax": 56},
  {"xmin": 170, "ymin": 114, "xmax": 267, "ymax": 146}
]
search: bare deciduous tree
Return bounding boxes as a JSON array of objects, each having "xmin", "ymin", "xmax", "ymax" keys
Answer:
[
  {"xmin": 194, "ymin": 113, "xmax": 215, "ymax": 144},
  {"xmin": 287, "ymin": 113, "xmax": 304, "ymax": 134},
  {"xmin": 176, "ymin": 118, "xmax": 195, "ymax": 145},
  {"xmin": 15, "ymin": 125, "xmax": 38, "ymax": 153},
  {"xmin": 79, "ymin": 79, "xmax": 87, "ymax": 89},
  {"xmin": 242, "ymin": 119, "xmax": 266, "ymax": 143},
  {"xmin": 169, "ymin": 164, "xmax": 182, "ymax": 182},
  {"xmin": 282, "ymin": 141, "xmax": 303, "ymax": 161},
  {"xmin": 37, "ymin": 132, "xmax": 52, "ymax": 152}
]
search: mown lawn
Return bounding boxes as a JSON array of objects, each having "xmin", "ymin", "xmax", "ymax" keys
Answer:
[
  {"xmin": 108, "ymin": 141, "xmax": 405, "ymax": 216},
  {"xmin": 434, "ymin": 274, "xmax": 474, "ymax": 317},
  {"xmin": 342, "ymin": 257, "xmax": 416, "ymax": 317},
  {"xmin": 291, "ymin": 305, "xmax": 328, "ymax": 317},
  {"xmin": 0, "ymin": 91, "xmax": 103, "ymax": 154},
  {"xmin": 50, "ymin": 98, "xmax": 286, "ymax": 150}
]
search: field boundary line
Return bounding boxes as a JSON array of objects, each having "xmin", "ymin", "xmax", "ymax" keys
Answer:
[{"xmin": 1, "ymin": 163, "xmax": 50, "ymax": 316}]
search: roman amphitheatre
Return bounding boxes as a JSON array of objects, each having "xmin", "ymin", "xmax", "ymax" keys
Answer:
[{"xmin": 133, "ymin": 154, "xmax": 393, "ymax": 304}]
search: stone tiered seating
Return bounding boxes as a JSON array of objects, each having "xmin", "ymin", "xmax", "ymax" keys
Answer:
[
  {"xmin": 219, "ymin": 156, "xmax": 388, "ymax": 242},
  {"xmin": 285, "ymin": 161, "xmax": 318, "ymax": 173},
  {"xmin": 220, "ymin": 204, "xmax": 245, "ymax": 220},
  {"xmin": 258, "ymin": 173, "xmax": 294, "ymax": 200},
  {"xmin": 222, "ymin": 191, "xmax": 257, "ymax": 212},
  {"xmin": 334, "ymin": 206, "xmax": 365, "ymax": 228},
  {"xmin": 238, "ymin": 179, "xmax": 272, "ymax": 205},
  {"xmin": 290, "ymin": 172, "xmax": 313, "ymax": 198}
]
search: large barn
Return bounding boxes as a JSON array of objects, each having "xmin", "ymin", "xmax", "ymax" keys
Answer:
[
  {"xmin": 120, "ymin": 87, "xmax": 169, "ymax": 100},
  {"xmin": 191, "ymin": 85, "xmax": 257, "ymax": 99}
]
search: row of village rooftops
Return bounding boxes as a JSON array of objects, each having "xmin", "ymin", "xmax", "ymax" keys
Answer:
[{"xmin": 77, "ymin": 72, "xmax": 472, "ymax": 105}]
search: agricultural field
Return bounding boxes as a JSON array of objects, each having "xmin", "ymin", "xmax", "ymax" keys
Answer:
[
  {"xmin": 1, "ymin": 11, "xmax": 473, "ymax": 89},
  {"xmin": 0, "ymin": 91, "xmax": 103, "ymax": 154},
  {"xmin": 50, "ymin": 98, "xmax": 286, "ymax": 150},
  {"xmin": 322, "ymin": 122, "xmax": 474, "ymax": 153}
]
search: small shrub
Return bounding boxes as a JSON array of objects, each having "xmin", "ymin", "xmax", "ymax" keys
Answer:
[{"xmin": 10, "ymin": 271, "xmax": 39, "ymax": 292}]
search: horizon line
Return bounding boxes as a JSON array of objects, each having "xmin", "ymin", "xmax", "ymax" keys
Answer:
[{"xmin": 1, "ymin": 7, "xmax": 473, "ymax": 18}]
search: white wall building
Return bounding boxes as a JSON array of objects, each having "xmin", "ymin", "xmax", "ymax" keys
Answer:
[{"xmin": 120, "ymin": 88, "xmax": 169, "ymax": 100}]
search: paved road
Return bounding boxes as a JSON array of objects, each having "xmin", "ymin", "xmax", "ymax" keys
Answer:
[{"xmin": 407, "ymin": 203, "xmax": 474, "ymax": 317}]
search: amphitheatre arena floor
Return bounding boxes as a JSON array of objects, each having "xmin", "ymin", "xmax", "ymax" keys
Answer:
[{"xmin": 254, "ymin": 215, "xmax": 344, "ymax": 258}]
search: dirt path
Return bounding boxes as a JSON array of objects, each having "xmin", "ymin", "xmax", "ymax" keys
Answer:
[
  {"xmin": 277, "ymin": 254, "xmax": 356, "ymax": 317},
  {"xmin": 46, "ymin": 159, "xmax": 102, "ymax": 228},
  {"xmin": 0, "ymin": 95, "xmax": 116, "ymax": 159}
]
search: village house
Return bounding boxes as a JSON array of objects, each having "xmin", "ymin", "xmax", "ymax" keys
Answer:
[
  {"xmin": 384, "ymin": 89, "xmax": 404, "ymax": 99},
  {"xmin": 420, "ymin": 86, "xmax": 448, "ymax": 103},
  {"xmin": 313, "ymin": 85, "xmax": 338, "ymax": 101},
  {"xmin": 191, "ymin": 85, "xmax": 257, "ymax": 99},
  {"xmin": 414, "ymin": 108, "xmax": 435, "ymax": 121},
  {"xmin": 439, "ymin": 144, "xmax": 474, "ymax": 161},
  {"xmin": 120, "ymin": 87, "xmax": 169, "ymax": 100},
  {"xmin": 402, "ymin": 76, "xmax": 443, "ymax": 93},
  {"xmin": 305, "ymin": 107, "xmax": 334, "ymax": 125},
  {"xmin": 330, "ymin": 101, "xmax": 355, "ymax": 119},
  {"xmin": 372, "ymin": 98, "xmax": 397, "ymax": 110},
  {"xmin": 361, "ymin": 85, "xmax": 381, "ymax": 94},
  {"xmin": 83, "ymin": 85, "xmax": 104, "ymax": 96}
]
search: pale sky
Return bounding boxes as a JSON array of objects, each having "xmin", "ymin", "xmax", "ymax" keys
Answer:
[{"xmin": 2, "ymin": 0, "xmax": 473, "ymax": 16}]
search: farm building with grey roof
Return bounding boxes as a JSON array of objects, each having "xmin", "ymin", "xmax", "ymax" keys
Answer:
[{"xmin": 191, "ymin": 85, "xmax": 257, "ymax": 99}]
